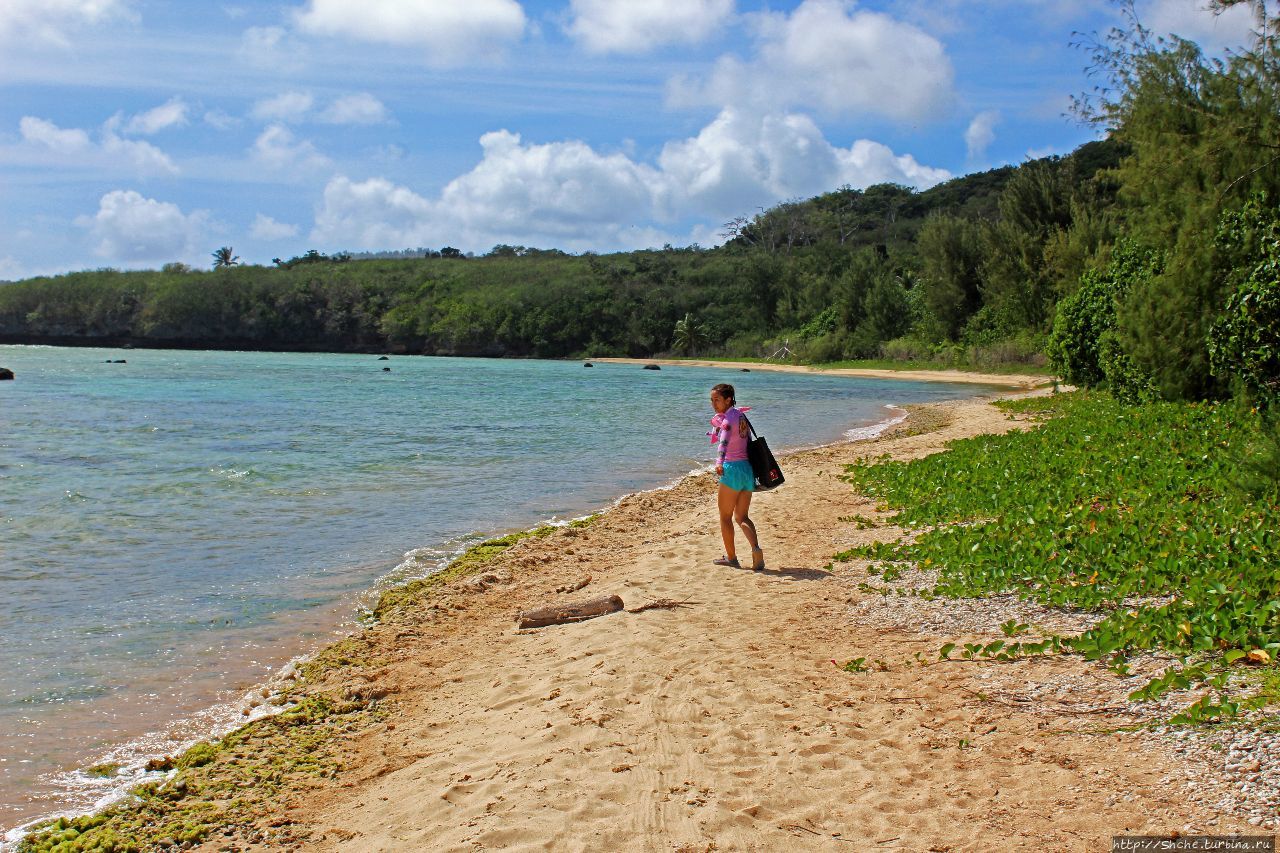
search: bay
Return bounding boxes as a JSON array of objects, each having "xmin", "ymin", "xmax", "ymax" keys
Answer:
[{"xmin": 0, "ymin": 345, "xmax": 991, "ymax": 827}]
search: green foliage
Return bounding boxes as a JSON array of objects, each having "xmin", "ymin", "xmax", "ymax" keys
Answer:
[
  {"xmin": 672, "ymin": 312, "xmax": 710, "ymax": 355},
  {"xmin": 0, "ymin": 71, "xmax": 1268, "ymax": 398},
  {"xmin": 210, "ymin": 247, "xmax": 239, "ymax": 269},
  {"xmin": 797, "ymin": 305, "xmax": 839, "ymax": 340},
  {"xmin": 965, "ymin": 332, "xmax": 1049, "ymax": 371},
  {"xmin": 0, "ymin": 152, "xmax": 1052, "ymax": 363},
  {"xmin": 1076, "ymin": 3, "xmax": 1280, "ymax": 400},
  {"xmin": 1208, "ymin": 195, "xmax": 1280, "ymax": 412},
  {"xmin": 978, "ymin": 160, "xmax": 1077, "ymax": 331},
  {"xmin": 840, "ymin": 392, "xmax": 1280, "ymax": 708},
  {"xmin": 272, "ymin": 249, "xmax": 352, "ymax": 269},
  {"xmin": 916, "ymin": 213, "xmax": 984, "ymax": 339},
  {"xmin": 861, "ymin": 274, "xmax": 914, "ymax": 345},
  {"xmin": 1047, "ymin": 240, "xmax": 1160, "ymax": 400}
]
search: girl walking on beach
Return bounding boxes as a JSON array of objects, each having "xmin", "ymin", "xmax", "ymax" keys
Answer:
[{"xmin": 708, "ymin": 383, "xmax": 765, "ymax": 570}]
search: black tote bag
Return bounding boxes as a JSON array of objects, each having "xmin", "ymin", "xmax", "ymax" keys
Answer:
[{"xmin": 743, "ymin": 416, "xmax": 784, "ymax": 490}]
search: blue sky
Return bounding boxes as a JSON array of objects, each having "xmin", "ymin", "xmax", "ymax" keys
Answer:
[{"xmin": 0, "ymin": 0, "xmax": 1259, "ymax": 279}]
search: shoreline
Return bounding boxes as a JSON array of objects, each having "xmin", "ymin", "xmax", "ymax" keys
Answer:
[
  {"xmin": 0, "ymin": 347, "xmax": 943, "ymax": 839},
  {"xmin": 590, "ymin": 356, "xmax": 1051, "ymax": 389},
  {"xmin": 0, "ymin": 341, "xmax": 1051, "ymax": 392},
  {"xmin": 13, "ymin": 390, "xmax": 1245, "ymax": 852},
  {"xmin": 2, "ymin": 403, "xmax": 917, "ymax": 842}
]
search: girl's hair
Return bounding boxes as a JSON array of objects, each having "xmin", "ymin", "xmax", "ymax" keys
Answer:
[{"xmin": 711, "ymin": 383, "xmax": 736, "ymax": 405}]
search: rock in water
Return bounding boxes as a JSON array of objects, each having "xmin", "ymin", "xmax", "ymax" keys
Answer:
[
  {"xmin": 643, "ymin": 364, "xmax": 661, "ymax": 370},
  {"xmin": 0, "ymin": 368, "xmax": 13, "ymax": 380}
]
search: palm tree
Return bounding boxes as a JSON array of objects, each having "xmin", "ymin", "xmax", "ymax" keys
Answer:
[
  {"xmin": 211, "ymin": 246, "xmax": 240, "ymax": 269},
  {"xmin": 672, "ymin": 312, "xmax": 709, "ymax": 356}
]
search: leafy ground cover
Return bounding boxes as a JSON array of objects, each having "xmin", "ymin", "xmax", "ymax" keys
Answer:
[{"xmin": 838, "ymin": 392, "xmax": 1280, "ymax": 723}]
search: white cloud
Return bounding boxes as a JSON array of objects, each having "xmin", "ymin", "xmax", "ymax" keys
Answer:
[
  {"xmin": 250, "ymin": 124, "xmax": 331, "ymax": 173},
  {"xmin": 370, "ymin": 143, "xmax": 406, "ymax": 162},
  {"xmin": 310, "ymin": 111, "xmax": 947, "ymax": 252},
  {"xmin": 319, "ymin": 93, "xmax": 390, "ymax": 125},
  {"xmin": 669, "ymin": 0, "xmax": 954, "ymax": 122},
  {"xmin": 896, "ymin": 0, "xmax": 1112, "ymax": 34},
  {"xmin": 250, "ymin": 213, "xmax": 299, "ymax": 240},
  {"xmin": 837, "ymin": 139, "xmax": 949, "ymax": 188},
  {"xmin": 204, "ymin": 110, "xmax": 241, "ymax": 131},
  {"xmin": 242, "ymin": 24, "xmax": 285, "ymax": 51},
  {"xmin": 0, "ymin": 0, "xmax": 133, "ymax": 46},
  {"xmin": 292, "ymin": 0, "xmax": 526, "ymax": 66},
  {"xmin": 313, "ymin": 176, "xmax": 436, "ymax": 248},
  {"xmin": 251, "ymin": 91, "xmax": 314, "ymax": 123},
  {"xmin": 18, "ymin": 115, "xmax": 177, "ymax": 174},
  {"xmin": 567, "ymin": 0, "xmax": 734, "ymax": 55},
  {"xmin": 102, "ymin": 132, "xmax": 179, "ymax": 175},
  {"xmin": 964, "ymin": 110, "xmax": 999, "ymax": 160},
  {"xmin": 239, "ymin": 25, "xmax": 307, "ymax": 71},
  {"xmin": 439, "ymin": 130, "xmax": 659, "ymax": 235},
  {"xmin": 1139, "ymin": 0, "xmax": 1257, "ymax": 52},
  {"xmin": 77, "ymin": 190, "xmax": 208, "ymax": 261},
  {"xmin": 658, "ymin": 109, "xmax": 949, "ymax": 218},
  {"xmin": 124, "ymin": 97, "xmax": 188, "ymax": 135},
  {"xmin": 19, "ymin": 116, "xmax": 92, "ymax": 153}
]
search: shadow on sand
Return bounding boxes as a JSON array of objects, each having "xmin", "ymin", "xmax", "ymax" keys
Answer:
[{"xmin": 732, "ymin": 565, "xmax": 832, "ymax": 581}]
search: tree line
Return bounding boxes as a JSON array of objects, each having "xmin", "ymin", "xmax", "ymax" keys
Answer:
[{"xmin": 1, "ymin": 0, "xmax": 1276, "ymax": 413}]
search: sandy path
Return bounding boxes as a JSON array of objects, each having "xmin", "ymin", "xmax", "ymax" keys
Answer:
[{"xmin": 213, "ymin": 396, "xmax": 1239, "ymax": 852}]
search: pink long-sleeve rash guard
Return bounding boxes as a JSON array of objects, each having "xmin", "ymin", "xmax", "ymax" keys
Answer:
[{"xmin": 716, "ymin": 407, "xmax": 750, "ymax": 465}]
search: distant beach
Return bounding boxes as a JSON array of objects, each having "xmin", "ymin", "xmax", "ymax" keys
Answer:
[{"xmin": 590, "ymin": 356, "xmax": 1048, "ymax": 389}]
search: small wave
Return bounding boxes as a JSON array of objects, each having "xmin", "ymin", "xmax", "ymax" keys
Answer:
[
  {"xmin": 2, "ymin": 675, "xmax": 302, "ymax": 851},
  {"xmin": 376, "ymin": 509, "xmax": 604, "ymax": 589},
  {"xmin": 380, "ymin": 544, "xmax": 463, "ymax": 587},
  {"xmin": 210, "ymin": 466, "xmax": 283, "ymax": 486},
  {"xmin": 844, "ymin": 406, "xmax": 907, "ymax": 441},
  {"xmin": 16, "ymin": 685, "xmax": 115, "ymax": 706}
]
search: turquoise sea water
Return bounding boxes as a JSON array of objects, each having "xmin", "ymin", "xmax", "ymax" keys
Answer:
[{"xmin": 0, "ymin": 345, "xmax": 994, "ymax": 827}]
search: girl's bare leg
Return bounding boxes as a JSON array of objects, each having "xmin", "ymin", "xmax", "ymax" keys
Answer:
[
  {"xmin": 733, "ymin": 490, "xmax": 760, "ymax": 557},
  {"xmin": 718, "ymin": 484, "xmax": 740, "ymax": 561}
]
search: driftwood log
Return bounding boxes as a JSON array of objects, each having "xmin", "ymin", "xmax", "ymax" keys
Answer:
[{"xmin": 517, "ymin": 594, "xmax": 624, "ymax": 629}]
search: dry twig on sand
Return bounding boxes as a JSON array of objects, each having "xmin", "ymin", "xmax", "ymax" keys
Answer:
[{"xmin": 626, "ymin": 598, "xmax": 695, "ymax": 613}]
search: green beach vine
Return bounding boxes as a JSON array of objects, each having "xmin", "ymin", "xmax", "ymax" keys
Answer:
[{"xmin": 838, "ymin": 392, "xmax": 1280, "ymax": 723}]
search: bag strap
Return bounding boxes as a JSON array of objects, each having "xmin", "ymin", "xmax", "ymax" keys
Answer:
[{"xmin": 742, "ymin": 413, "xmax": 759, "ymax": 441}]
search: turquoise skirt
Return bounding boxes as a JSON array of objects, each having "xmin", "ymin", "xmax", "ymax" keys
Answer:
[{"xmin": 719, "ymin": 460, "xmax": 755, "ymax": 492}]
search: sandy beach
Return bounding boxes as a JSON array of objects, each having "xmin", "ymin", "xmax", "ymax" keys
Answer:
[
  {"xmin": 25, "ymin": 379, "xmax": 1264, "ymax": 852},
  {"xmin": 88, "ymin": 384, "xmax": 1244, "ymax": 853},
  {"xmin": 588, "ymin": 358, "xmax": 1049, "ymax": 389}
]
